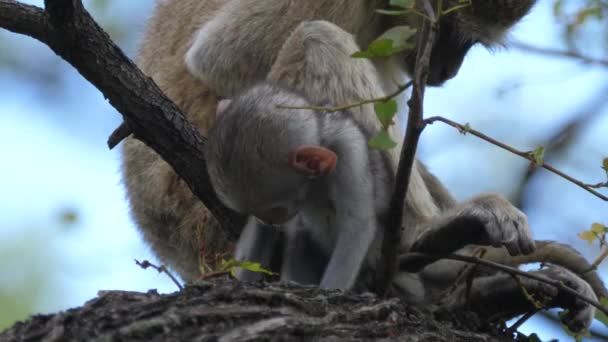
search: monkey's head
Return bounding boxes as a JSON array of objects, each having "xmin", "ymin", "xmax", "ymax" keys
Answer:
[
  {"xmin": 205, "ymin": 83, "xmax": 337, "ymax": 225},
  {"xmin": 401, "ymin": 0, "xmax": 537, "ymax": 85}
]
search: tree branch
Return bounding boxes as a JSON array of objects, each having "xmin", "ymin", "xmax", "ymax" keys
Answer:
[
  {"xmin": 424, "ymin": 116, "xmax": 608, "ymax": 201},
  {"xmin": 0, "ymin": 0, "xmax": 246, "ymax": 238},
  {"xmin": 511, "ymin": 40, "xmax": 608, "ymax": 67},
  {"xmin": 376, "ymin": 0, "xmax": 437, "ymax": 296},
  {"xmin": 278, "ymin": 81, "xmax": 413, "ymax": 113}
]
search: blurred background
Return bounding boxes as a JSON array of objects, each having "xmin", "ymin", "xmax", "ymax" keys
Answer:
[{"xmin": 0, "ymin": 0, "xmax": 606, "ymax": 340}]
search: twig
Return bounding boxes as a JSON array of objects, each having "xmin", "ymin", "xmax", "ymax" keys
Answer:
[
  {"xmin": 506, "ymin": 307, "xmax": 539, "ymax": 336},
  {"xmin": 400, "ymin": 252, "xmax": 608, "ymax": 317},
  {"xmin": 510, "ymin": 82, "xmax": 608, "ymax": 208},
  {"xmin": 135, "ymin": 259, "xmax": 183, "ymax": 291},
  {"xmin": 586, "ymin": 182, "xmax": 608, "ymax": 189},
  {"xmin": 424, "ymin": 116, "xmax": 608, "ymax": 201},
  {"xmin": 376, "ymin": 0, "xmax": 437, "ymax": 296},
  {"xmin": 511, "ymin": 40, "xmax": 608, "ymax": 67},
  {"xmin": 588, "ymin": 247, "xmax": 608, "ymax": 273},
  {"xmin": 107, "ymin": 121, "xmax": 132, "ymax": 149},
  {"xmin": 278, "ymin": 81, "xmax": 413, "ymax": 113}
]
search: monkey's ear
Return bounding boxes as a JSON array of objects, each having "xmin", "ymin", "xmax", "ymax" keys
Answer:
[
  {"xmin": 289, "ymin": 145, "xmax": 337, "ymax": 177},
  {"xmin": 216, "ymin": 99, "xmax": 232, "ymax": 117}
]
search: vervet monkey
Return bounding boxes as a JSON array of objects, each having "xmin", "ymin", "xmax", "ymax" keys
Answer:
[
  {"xmin": 204, "ymin": 20, "xmax": 536, "ymax": 290},
  {"xmin": 204, "ymin": 21, "xmax": 603, "ymax": 332},
  {"xmin": 123, "ymin": 0, "xmax": 538, "ymax": 283}
]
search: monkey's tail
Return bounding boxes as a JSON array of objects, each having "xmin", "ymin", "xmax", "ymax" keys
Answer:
[{"xmin": 484, "ymin": 239, "xmax": 608, "ymax": 300}]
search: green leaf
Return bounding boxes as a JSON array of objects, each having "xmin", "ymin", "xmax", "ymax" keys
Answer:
[
  {"xmin": 352, "ymin": 26, "xmax": 416, "ymax": 58},
  {"xmin": 591, "ymin": 222, "xmax": 607, "ymax": 235},
  {"xmin": 235, "ymin": 260, "xmax": 276, "ymax": 276},
  {"xmin": 596, "ymin": 297, "xmax": 608, "ymax": 327},
  {"xmin": 578, "ymin": 230, "xmax": 598, "ymax": 245},
  {"xmin": 369, "ymin": 129, "xmax": 398, "ymax": 150},
  {"xmin": 521, "ymin": 285, "xmax": 544, "ymax": 309},
  {"xmin": 552, "ymin": 0, "xmax": 564, "ymax": 17},
  {"xmin": 458, "ymin": 123, "xmax": 471, "ymax": 135},
  {"xmin": 375, "ymin": 9, "xmax": 410, "ymax": 16},
  {"xmin": 389, "ymin": 0, "xmax": 415, "ymax": 9},
  {"xmin": 532, "ymin": 146, "xmax": 545, "ymax": 166},
  {"xmin": 526, "ymin": 333, "xmax": 542, "ymax": 342},
  {"xmin": 374, "ymin": 100, "xmax": 398, "ymax": 128}
]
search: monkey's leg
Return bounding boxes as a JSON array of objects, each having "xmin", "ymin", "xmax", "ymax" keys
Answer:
[{"xmin": 440, "ymin": 265, "xmax": 597, "ymax": 333}]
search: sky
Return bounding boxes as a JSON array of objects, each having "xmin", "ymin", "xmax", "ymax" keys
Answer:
[{"xmin": 0, "ymin": 0, "xmax": 606, "ymax": 340}]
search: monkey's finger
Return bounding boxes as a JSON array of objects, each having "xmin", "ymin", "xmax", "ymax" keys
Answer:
[
  {"xmin": 515, "ymin": 221, "xmax": 536, "ymax": 255},
  {"xmin": 503, "ymin": 240, "xmax": 523, "ymax": 256}
]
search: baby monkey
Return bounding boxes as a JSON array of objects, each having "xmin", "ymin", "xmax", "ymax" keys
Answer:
[{"xmin": 206, "ymin": 83, "xmax": 392, "ymax": 290}]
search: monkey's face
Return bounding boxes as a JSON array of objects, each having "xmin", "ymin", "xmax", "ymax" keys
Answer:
[
  {"xmin": 401, "ymin": 0, "xmax": 537, "ymax": 86},
  {"xmin": 230, "ymin": 176, "xmax": 309, "ymax": 226},
  {"xmin": 403, "ymin": 20, "xmax": 474, "ymax": 86}
]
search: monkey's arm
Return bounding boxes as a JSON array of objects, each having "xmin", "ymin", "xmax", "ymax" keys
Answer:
[
  {"xmin": 440, "ymin": 266, "xmax": 597, "ymax": 333},
  {"xmin": 318, "ymin": 147, "xmax": 380, "ymax": 290},
  {"xmin": 403, "ymin": 194, "xmax": 536, "ymax": 272},
  {"xmin": 234, "ymin": 218, "xmax": 282, "ymax": 282}
]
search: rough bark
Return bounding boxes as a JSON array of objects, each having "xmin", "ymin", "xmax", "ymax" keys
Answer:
[{"xmin": 1, "ymin": 278, "xmax": 521, "ymax": 341}]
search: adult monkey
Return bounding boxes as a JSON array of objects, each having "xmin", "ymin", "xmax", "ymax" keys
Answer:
[{"xmin": 122, "ymin": 0, "xmax": 538, "ymax": 281}]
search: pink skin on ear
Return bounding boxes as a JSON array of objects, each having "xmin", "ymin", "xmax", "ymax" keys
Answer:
[
  {"xmin": 288, "ymin": 145, "xmax": 337, "ymax": 177},
  {"xmin": 215, "ymin": 99, "xmax": 232, "ymax": 117}
]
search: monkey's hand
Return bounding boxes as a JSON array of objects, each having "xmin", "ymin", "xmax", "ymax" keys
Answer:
[
  {"xmin": 406, "ymin": 194, "xmax": 535, "ymax": 271},
  {"xmin": 536, "ymin": 266, "xmax": 598, "ymax": 333},
  {"xmin": 439, "ymin": 265, "xmax": 596, "ymax": 333}
]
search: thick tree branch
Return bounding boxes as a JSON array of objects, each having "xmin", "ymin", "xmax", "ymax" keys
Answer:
[
  {"xmin": 0, "ymin": 278, "xmax": 515, "ymax": 341},
  {"xmin": 0, "ymin": 0, "xmax": 246, "ymax": 238}
]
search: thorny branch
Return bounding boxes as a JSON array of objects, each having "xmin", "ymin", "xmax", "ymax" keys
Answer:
[
  {"xmin": 0, "ymin": 0, "xmax": 246, "ymax": 238},
  {"xmin": 424, "ymin": 116, "xmax": 608, "ymax": 201},
  {"xmin": 376, "ymin": 0, "xmax": 437, "ymax": 296}
]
